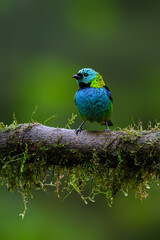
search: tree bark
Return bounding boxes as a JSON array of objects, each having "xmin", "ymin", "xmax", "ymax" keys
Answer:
[
  {"xmin": 0, "ymin": 123, "xmax": 160, "ymax": 207},
  {"xmin": 0, "ymin": 123, "xmax": 160, "ymax": 168}
]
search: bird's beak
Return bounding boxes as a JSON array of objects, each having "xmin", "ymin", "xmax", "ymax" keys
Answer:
[{"xmin": 72, "ymin": 73, "xmax": 82, "ymax": 80}]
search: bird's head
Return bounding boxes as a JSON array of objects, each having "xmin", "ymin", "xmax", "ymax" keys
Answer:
[
  {"xmin": 72, "ymin": 68, "xmax": 98, "ymax": 84},
  {"xmin": 72, "ymin": 68, "xmax": 105, "ymax": 88}
]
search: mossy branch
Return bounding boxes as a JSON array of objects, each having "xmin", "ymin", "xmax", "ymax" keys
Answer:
[
  {"xmin": 0, "ymin": 122, "xmax": 160, "ymax": 215},
  {"xmin": 0, "ymin": 123, "xmax": 160, "ymax": 166}
]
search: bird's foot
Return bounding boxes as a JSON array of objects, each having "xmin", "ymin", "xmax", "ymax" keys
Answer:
[
  {"xmin": 104, "ymin": 129, "xmax": 111, "ymax": 135},
  {"xmin": 75, "ymin": 121, "xmax": 85, "ymax": 134},
  {"xmin": 104, "ymin": 121, "xmax": 111, "ymax": 132},
  {"xmin": 104, "ymin": 128, "xmax": 110, "ymax": 132},
  {"xmin": 75, "ymin": 126, "xmax": 83, "ymax": 134}
]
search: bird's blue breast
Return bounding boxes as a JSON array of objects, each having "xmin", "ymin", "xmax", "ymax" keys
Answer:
[{"xmin": 75, "ymin": 87, "xmax": 113, "ymax": 123}]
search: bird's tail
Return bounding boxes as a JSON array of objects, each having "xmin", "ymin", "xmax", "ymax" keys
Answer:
[
  {"xmin": 101, "ymin": 120, "xmax": 113, "ymax": 126},
  {"xmin": 107, "ymin": 120, "xmax": 113, "ymax": 126}
]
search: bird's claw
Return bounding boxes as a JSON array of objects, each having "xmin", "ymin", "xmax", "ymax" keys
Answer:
[
  {"xmin": 104, "ymin": 128, "xmax": 111, "ymax": 134},
  {"xmin": 75, "ymin": 127, "xmax": 82, "ymax": 134},
  {"xmin": 75, "ymin": 121, "xmax": 85, "ymax": 134},
  {"xmin": 104, "ymin": 128, "xmax": 110, "ymax": 132}
]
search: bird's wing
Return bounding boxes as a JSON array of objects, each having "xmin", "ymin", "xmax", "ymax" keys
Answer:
[
  {"xmin": 104, "ymin": 86, "xmax": 113, "ymax": 103},
  {"xmin": 74, "ymin": 92, "xmax": 78, "ymax": 106}
]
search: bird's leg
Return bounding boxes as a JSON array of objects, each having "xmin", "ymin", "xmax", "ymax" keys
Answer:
[
  {"xmin": 104, "ymin": 121, "xmax": 110, "ymax": 131},
  {"xmin": 75, "ymin": 121, "xmax": 86, "ymax": 134}
]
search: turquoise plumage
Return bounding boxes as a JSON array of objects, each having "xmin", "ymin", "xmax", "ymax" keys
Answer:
[{"xmin": 72, "ymin": 68, "xmax": 113, "ymax": 133}]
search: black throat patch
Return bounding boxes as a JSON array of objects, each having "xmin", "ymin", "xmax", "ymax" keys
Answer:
[{"xmin": 79, "ymin": 82, "xmax": 91, "ymax": 89}]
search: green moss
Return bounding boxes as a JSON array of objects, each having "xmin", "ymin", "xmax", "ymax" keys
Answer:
[
  {"xmin": 0, "ymin": 122, "xmax": 5, "ymax": 130},
  {"xmin": 0, "ymin": 121, "xmax": 159, "ymax": 218},
  {"xmin": 65, "ymin": 113, "xmax": 77, "ymax": 129}
]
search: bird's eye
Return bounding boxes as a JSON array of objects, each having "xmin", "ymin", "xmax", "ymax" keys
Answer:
[{"xmin": 84, "ymin": 73, "xmax": 88, "ymax": 77}]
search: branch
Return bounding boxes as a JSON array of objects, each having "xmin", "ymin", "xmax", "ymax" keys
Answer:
[
  {"xmin": 0, "ymin": 123, "xmax": 160, "ymax": 210},
  {"xmin": 0, "ymin": 123, "xmax": 160, "ymax": 164},
  {"xmin": 0, "ymin": 123, "xmax": 160, "ymax": 167}
]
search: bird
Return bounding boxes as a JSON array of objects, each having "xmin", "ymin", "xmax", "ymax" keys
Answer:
[{"xmin": 72, "ymin": 68, "xmax": 113, "ymax": 133}]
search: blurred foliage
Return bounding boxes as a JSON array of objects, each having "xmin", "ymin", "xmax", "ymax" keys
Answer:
[{"xmin": 0, "ymin": 0, "xmax": 160, "ymax": 239}]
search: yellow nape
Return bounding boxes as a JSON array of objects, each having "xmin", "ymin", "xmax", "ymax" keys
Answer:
[{"xmin": 90, "ymin": 73, "xmax": 105, "ymax": 88}]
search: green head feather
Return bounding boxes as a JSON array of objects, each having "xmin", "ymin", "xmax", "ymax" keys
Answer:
[
  {"xmin": 90, "ymin": 72, "xmax": 105, "ymax": 88},
  {"xmin": 72, "ymin": 68, "xmax": 105, "ymax": 88}
]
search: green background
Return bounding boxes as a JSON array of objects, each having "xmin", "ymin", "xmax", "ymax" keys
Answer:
[{"xmin": 0, "ymin": 0, "xmax": 160, "ymax": 239}]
